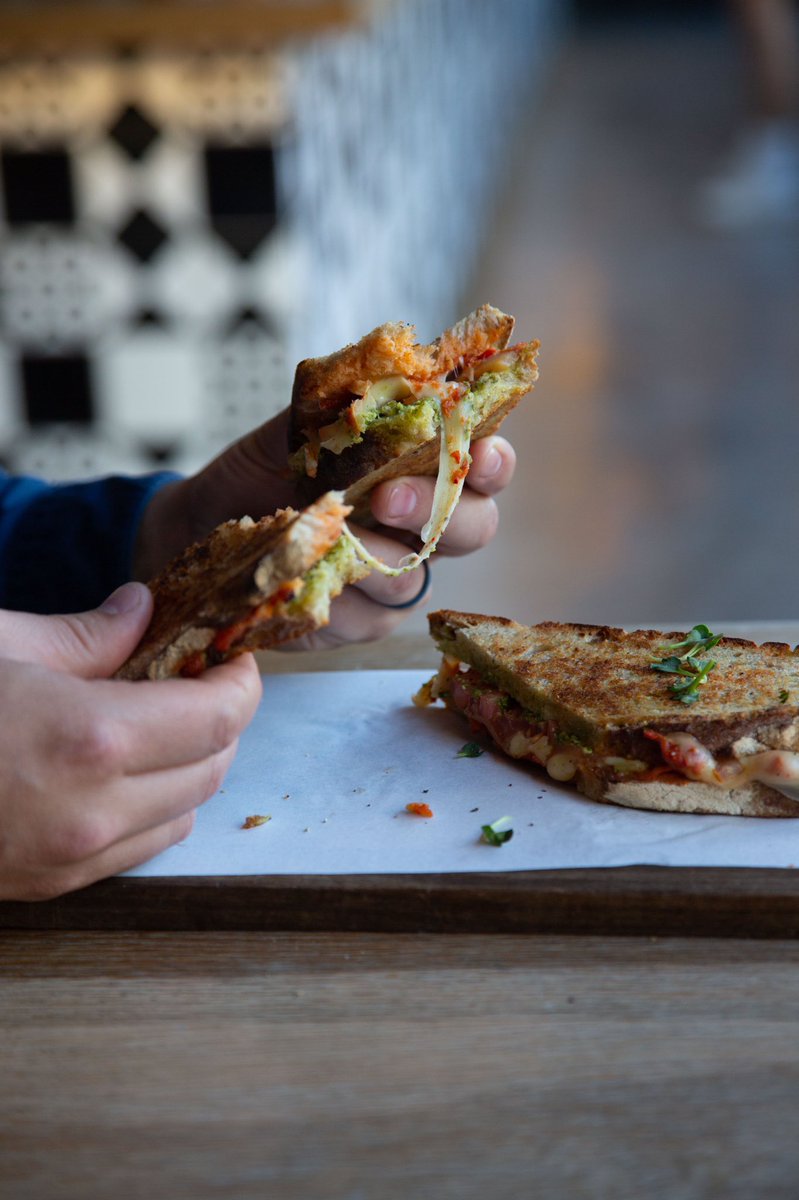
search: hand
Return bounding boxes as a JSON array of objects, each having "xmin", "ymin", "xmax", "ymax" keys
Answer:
[
  {"xmin": 133, "ymin": 408, "xmax": 516, "ymax": 649},
  {"xmin": 0, "ymin": 583, "xmax": 262, "ymax": 901}
]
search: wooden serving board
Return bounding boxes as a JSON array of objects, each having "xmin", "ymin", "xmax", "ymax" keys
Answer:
[
  {"xmin": 7, "ymin": 627, "xmax": 799, "ymax": 938},
  {"xmin": 3, "ymin": 867, "xmax": 799, "ymax": 938}
]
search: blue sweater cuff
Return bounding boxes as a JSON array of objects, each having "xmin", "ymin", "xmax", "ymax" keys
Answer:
[{"xmin": 0, "ymin": 472, "xmax": 180, "ymax": 614}]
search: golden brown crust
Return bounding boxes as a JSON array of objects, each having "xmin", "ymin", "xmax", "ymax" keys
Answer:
[
  {"xmin": 429, "ymin": 611, "xmax": 799, "ymax": 745},
  {"xmin": 290, "ymin": 322, "xmax": 431, "ymax": 442},
  {"xmin": 117, "ymin": 493, "xmax": 351, "ymax": 681},
  {"xmin": 289, "ymin": 303, "xmax": 516, "ymax": 448}
]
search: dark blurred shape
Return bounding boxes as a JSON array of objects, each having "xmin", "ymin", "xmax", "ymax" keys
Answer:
[
  {"xmin": 696, "ymin": 0, "xmax": 799, "ymax": 227},
  {"xmin": 116, "ymin": 209, "xmax": 169, "ymax": 263},
  {"xmin": 1, "ymin": 149, "xmax": 75, "ymax": 224},
  {"xmin": 108, "ymin": 104, "xmax": 160, "ymax": 161},
  {"xmin": 573, "ymin": 0, "xmax": 723, "ymax": 25},
  {"xmin": 21, "ymin": 354, "xmax": 94, "ymax": 425},
  {"xmin": 204, "ymin": 144, "xmax": 278, "ymax": 259},
  {"xmin": 141, "ymin": 441, "xmax": 179, "ymax": 465},
  {"xmin": 131, "ymin": 307, "xmax": 171, "ymax": 329},
  {"xmin": 226, "ymin": 305, "xmax": 278, "ymax": 336}
]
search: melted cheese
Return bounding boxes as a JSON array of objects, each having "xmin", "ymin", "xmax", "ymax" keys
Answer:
[
  {"xmin": 315, "ymin": 349, "xmax": 518, "ymax": 578},
  {"xmin": 468, "ymin": 350, "xmax": 516, "ymax": 380},
  {"xmin": 343, "ymin": 380, "xmax": 474, "ymax": 577},
  {"xmin": 318, "ymin": 376, "xmax": 414, "ymax": 454},
  {"xmin": 648, "ymin": 731, "xmax": 799, "ymax": 802}
]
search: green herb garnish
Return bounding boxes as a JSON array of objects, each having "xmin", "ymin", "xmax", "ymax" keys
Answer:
[
  {"xmin": 780, "ymin": 689, "xmax": 791, "ymax": 704},
  {"xmin": 457, "ymin": 742, "xmax": 484, "ymax": 758},
  {"xmin": 481, "ymin": 817, "xmax": 514, "ymax": 846},
  {"xmin": 650, "ymin": 624, "xmax": 721, "ymax": 705},
  {"xmin": 658, "ymin": 624, "xmax": 722, "ymax": 659}
]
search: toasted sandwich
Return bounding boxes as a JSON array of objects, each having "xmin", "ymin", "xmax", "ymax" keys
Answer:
[
  {"xmin": 416, "ymin": 610, "xmax": 799, "ymax": 817},
  {"xmin": 117, "ymin": 492, "xmax": 369, "ymax": 681},
  {"xmin": 288, "ymin": 304, "xmax": 539, "ymax": 567}
]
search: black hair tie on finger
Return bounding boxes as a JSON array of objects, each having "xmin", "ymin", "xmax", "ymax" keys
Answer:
[{"xmin": 375, "ymin": 559, "xmax": 431, "ymax": 610}]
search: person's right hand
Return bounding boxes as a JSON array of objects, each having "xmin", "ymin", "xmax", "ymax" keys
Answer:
[{"xmin": 0, "ymin": 582, "xmax": 262, "ymax": 902}]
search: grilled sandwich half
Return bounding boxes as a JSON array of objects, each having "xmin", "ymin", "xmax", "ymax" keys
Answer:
[
  {"xmin": 417, "ymin": 610, "xmax": 799, "ymax": 817},
  {"xmin": 117, "ymin": 492, "xmax": 368, "ymax": 680},
  {"xmin": 288, "ymin": 304, "xmax": 539, "ymax": 563}
]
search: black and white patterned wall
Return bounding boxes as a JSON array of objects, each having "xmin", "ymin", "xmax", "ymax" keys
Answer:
[{"xmin": 0, "ymin": 0, "xmax": 559, "ymax": 482}]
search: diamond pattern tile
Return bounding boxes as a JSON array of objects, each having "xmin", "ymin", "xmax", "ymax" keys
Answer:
[
  {"xmin": 116, "ymin": 209, "xmax": 169, "ymax": 263},
  {"xmin": 108, "ymin": 103, "xmax": 160, "ymax": 160}
]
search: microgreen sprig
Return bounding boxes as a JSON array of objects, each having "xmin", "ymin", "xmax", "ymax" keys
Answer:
[
  {"xmin": 650, "ymin": 624, "xmax": 721, "ymax": 706},
  {"xmin": 659, "ymin": 624, "xmax": 722, "ymax": 660},
  {"xmin": 481, "ymin": 816, "xmax": 514, "ymax": 846}
]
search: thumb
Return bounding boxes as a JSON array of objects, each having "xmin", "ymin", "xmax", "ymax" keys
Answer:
[{"xmin": 0, "ymin": 582, "xmax": 154, "ymax": 679}]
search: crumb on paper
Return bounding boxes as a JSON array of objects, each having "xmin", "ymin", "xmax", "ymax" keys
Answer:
[
  {"xmin": 470, "ymin": 807, "xmax": 479, "ymax": 813},
  {"xmin": 352, "ymin": 787, "xmax": 366, "ymax": 795},
  {"xmin": 406, "ymin": 802, "xmax": 433, "ymax": 819},
  {"xmin": 242, "ymin": 814, "xmax": 271, "ymax": 830},
  {"xmin": 422, "ymin": 788, "xmax": 430, "ymax": 794},
  {"xmin": 282, "ymin": 793, "xmax": 290, "ymax": 800}
]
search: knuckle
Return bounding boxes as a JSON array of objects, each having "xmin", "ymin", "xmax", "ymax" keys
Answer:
[
  {"xmin": 55, "ymin": 614, "xmax": 101, "ymax": 663},
  {"xmin": 58, "ymin": 713, "xmax": 123, "ymax": 778},
  {"xmin": 178, "ymin": 810, "xmax": 197, "ymax": 840},
  {"xmin": 43, "ymin": 810, "xmax": 115, "ymax": 867},
  {"xmin": 208, "ymin": 669, "xmax": 260, "ymax": 751},
  {"xmin": 203, "ymin": 747, "xmax": 235, "ymax": 803},
  {"xmin": 364, "ymin": 608, "xmax": 402, "ymax": 642},
  {"xmin": 209, "ymin": 703, "xmax": 241, "ymax": 755},
  {"xmin": 476, "ymin": 498, "xmax": 499, "ymax": 545}
]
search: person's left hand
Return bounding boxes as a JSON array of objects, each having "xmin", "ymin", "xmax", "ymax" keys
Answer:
[{"xmin": 133, "ymin": 408, "xmax": 516, "ymax": 648}]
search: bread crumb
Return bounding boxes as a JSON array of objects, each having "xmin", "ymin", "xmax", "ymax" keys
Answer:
[{"xmin": 242, "ymin": 814, "xmax": 271, "ymax": 830}]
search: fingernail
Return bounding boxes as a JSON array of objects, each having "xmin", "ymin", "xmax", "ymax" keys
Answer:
[
  {"xmin": 385, "ymin": 483, "xmax": 416, "ymax": 519},
  {"xmin": 100, "ymin": 582, "xmax": 147, "ymax": 616},
  {"xmin": 481, "ymin": 444, "xmax": 503, "ymax": 478}
]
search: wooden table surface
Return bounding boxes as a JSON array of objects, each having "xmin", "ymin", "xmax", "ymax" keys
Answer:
[
  {"xmin": 4, "ymin": 625, "xmax": 799, "ymax": 1196},
  {"xmin": 3, "ymin": 931, "xmax": 799, "ymax": 1198}
]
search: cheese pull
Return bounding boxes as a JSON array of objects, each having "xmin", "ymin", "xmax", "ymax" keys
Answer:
[{"xmin": 343, "ymin": 380, "xmax": 473, "ymax": 577}]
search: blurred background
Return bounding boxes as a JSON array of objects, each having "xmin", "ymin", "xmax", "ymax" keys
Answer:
[{"xmin": 0, "ymin": 0, "xmax": 797, "ymax": 630}]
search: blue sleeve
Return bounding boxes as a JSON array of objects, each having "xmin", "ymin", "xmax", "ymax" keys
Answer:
[{"xmin": 0, "ymin": 469, "xmax": 180, "ymax": 614}]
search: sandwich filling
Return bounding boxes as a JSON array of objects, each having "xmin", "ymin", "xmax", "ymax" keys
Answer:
[
  {"xmin": 176, "ymin": 536, "xmax": 364, "ymax": 677},
  {"xmin": 417, "ymin": 657, "xmax": 799, "ymax": 801},
  {"xmin": 643, "ymin": 730, "xmax": 799, "ymax": 799},
  {"xmin": 293, "ymin": 346, "xmax": 533, "ymax": 577}
]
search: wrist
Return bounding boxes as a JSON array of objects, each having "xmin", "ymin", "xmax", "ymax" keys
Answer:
[{"xmin": 132, "ymin": 477, "xmax": 196, "ymax": 581}]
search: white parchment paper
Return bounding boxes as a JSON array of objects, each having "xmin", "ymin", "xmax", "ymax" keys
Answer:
[{"xmin": 126, "ymin": 669, "xmax": 799, "ymax": 876}]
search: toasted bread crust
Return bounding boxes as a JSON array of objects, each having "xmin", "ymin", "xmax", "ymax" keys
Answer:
[
  {"xmin": 117, "ymin": 493, "xmax": 352, "ymax": 680},
  {"xmin": 427, "ymin": 610, "xmax": 799, "ymax": 816},
  {"xmin": 605, "ymin": 777, "xmax": 799, "ymax": 817},
  {"xmin": 289, "ymin": 303, "xmax": 516, "ymax": 449}
]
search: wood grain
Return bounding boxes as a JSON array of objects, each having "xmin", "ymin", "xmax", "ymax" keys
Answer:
[
  {"xmin": 2, "ymin": 932, "xmax": 799, "ymax": 1199},
  {"xmin": 0, "ymin": 1, "xmax": 372, "ymax": 50},
  {"xmin": 4, "ymin": 866, "xmax": 799, "ymax": 937}
]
